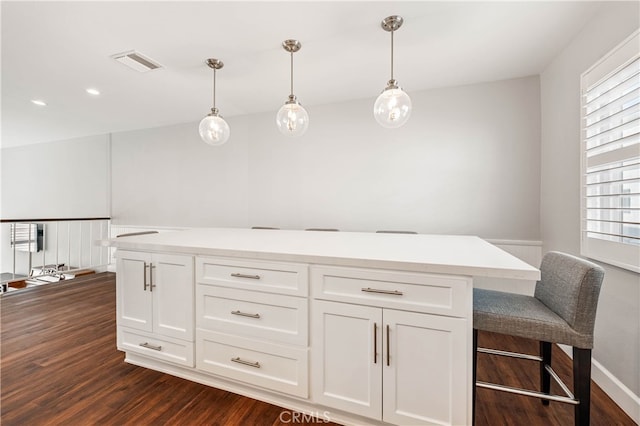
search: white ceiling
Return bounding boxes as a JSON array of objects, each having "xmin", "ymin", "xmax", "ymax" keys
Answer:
[{"xmin": 1, "ymin": 1, "xmax": 604, "ymax": 148}]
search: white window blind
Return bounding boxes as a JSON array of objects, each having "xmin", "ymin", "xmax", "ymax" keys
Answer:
[{"xmin": 581, "ymin": 30, "xmax": 640, "ymax": 273}]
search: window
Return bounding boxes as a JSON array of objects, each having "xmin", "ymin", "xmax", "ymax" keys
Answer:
[{"xmin": 581, "ymin": 30, "xmax": 640, "ymax": 273}]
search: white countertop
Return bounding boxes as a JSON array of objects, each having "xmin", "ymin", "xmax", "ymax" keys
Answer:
[{"xmin": 107, "ymin": 228, "xmax": 540, "ymax": 280}]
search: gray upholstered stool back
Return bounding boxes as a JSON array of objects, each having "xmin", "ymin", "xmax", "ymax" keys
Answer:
[{"xmin": 534, "ymin": 251, "xmax": 604, "ymax": 349}]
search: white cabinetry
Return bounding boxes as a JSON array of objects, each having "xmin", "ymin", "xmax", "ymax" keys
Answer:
[
  {"xmin": 111, "ymin": 230, "xmax": 538, "ymax": 426},
  {"xmin": 116, "ymin": 250, "xmax": 194, "ymax": 366},
  {"xmin": 313, "ymin": 301, "xmax": 382, "ymax": 419},
  {"xmin": 311, "ymin": 266, "xmax": 470, "ymax": 426},
  {"xmin": 195, "ymin": 257, "xmax": 309, "ymax": 398}
]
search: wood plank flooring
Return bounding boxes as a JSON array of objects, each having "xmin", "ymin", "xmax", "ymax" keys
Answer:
[{"xmin": 1, "ymin": 272, "xmax": 634, "ymax": 426}]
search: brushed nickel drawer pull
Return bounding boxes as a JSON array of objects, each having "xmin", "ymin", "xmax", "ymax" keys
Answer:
[
  {"xmin": 149, "ymin": 264, "xmax": 156, "ymax": 291},
  {"xmin": 386, "ymin": 324, "xmax": 391, "ymax": 366},
  {"xmin": 373, "ymin": 322, "xmax": 378, "ymax": 364},
  {"xmin": 231, "ymin": 357, "xmax": 261, "ymax": 368},
  {"xmin": 230, "ymin": 273, "xmax": 261, "ymax": 280},
  {"xmin": 143, "ymin": 262, "xmax": 149, "ymax": 291},
  {"xmin": 139, "ymin": 342, "xmax": 162, "ymax": 351},
  {"xmin": 361, "ymin": 287, "xmax": 403, "ymax": 296},
  {"xmin": 231, "ymin": 310, "xmax": 261, "ymax": 319}
]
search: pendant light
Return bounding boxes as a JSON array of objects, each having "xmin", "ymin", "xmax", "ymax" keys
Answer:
[
  {"xmin": 199, "ymin": 58, "xmax": 230, "ymax": 146},
  {"xmin": 276, "ymin": 39, "xmax": 309, "ymax": 137},
  {"xmin": 373, "ymin": 15, "xmax": 412, "ymax": 128}
]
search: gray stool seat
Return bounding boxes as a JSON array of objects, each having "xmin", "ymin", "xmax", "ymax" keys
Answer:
[
  {"xmin": 472, "ymin": 251, "xmax": 604, "ymax": 426},
  {"xmin": 474, "ymin": 289, "xmax": 592, "ymax": 349}
]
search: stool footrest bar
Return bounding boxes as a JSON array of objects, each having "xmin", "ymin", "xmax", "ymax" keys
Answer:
[
  {"xmin": 476, "ymin": 381, "xmax": 580, "ymax": 405},
  {"xmin": 477, "ymin": 346, "xmax": 576, "ymax": 401},
  {"xmin": 478, "ymin": 347, "xmax": 543, "ymax": 361},
  {"xmin": 545, "ymin": 364, "xmax": 575, "ymax": 400}
]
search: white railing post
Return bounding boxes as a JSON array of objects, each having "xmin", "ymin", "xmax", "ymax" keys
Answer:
[
  {"xmin": 3, "ymin": 218, "xmax": 111, "ymax": 289},
  {"xmin": 67, "ymin": 222, "xmax": 71, "ymax": 272},
  {"xmin": 42, "ymin": 223, "xmax": 46, "ymax": 273},
  {"xmin": 55, "ymin": 222, "xmax": 60, "ymax": 271},
  {"xmin": 78, "ymin": 221, "xmax": 83, "ymax": 269}
]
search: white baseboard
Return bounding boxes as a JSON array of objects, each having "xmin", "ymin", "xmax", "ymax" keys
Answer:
[{"xmin": 558, "ymin": 344, "xmax": 640, "ymax": 424}]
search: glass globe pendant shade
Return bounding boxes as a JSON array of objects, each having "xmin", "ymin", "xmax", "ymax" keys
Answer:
[
  {"xmin": 276, "ymin": 100, "xmax": 309, "ymax": 136},
  {"xmin": 373, "ymin": 86, "xmax": 412, "ymax": 128},
  {"xmin": 199, "ymin": 111, "xmax": 230, "ymax": 146}
]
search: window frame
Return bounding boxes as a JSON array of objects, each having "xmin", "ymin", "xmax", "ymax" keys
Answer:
[{"xmin": 580, "ymin": 29, "xmax": 640, "ymax": 273}]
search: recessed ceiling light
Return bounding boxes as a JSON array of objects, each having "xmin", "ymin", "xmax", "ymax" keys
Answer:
[
  {"xmin": 31, "ymin": 100, "xmax": 47, "ymax": 106},
  {"xmin": 86, "ymin": 88, "xmax": 100, "ymax": 96}
]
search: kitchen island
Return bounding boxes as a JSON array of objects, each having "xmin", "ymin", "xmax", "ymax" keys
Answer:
[{"xmin": 109, "ymin": 228, "xmax": 539, "ymax": 426}]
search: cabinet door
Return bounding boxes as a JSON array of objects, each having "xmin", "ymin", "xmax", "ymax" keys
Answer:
[
  {"xmin": 116, "ymin": 251, "xmax": 152, "ymax": 332},
  {"xmin": 383, "ymin": 309, "xmax": 468, "ymax": 426},
  {"xmin": 312, "ymin": 300, "xmax": 382, "ymax": 420},
  {"xmin": 152, "ymin": 253, "xmax": 194, "ymax": 341}
]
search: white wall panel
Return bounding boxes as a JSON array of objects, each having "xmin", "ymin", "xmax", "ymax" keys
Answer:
[
  {"xmin": 108, "ymin": 77, "xmax": 541, "ymax": 240},
  {"xmin": 0, "ymin": 135, "xmax": 110, "ymax": 275},
  {"xmin": 246, "ymin": 77, "xmax": 541, "ymax": 239},
  {"xmin": 1, "ymin": 134, "xmax": 110, "ymax": 219},
  {"xmin": 110, "ymin": 120, "xmax": 249, "ymax": 228}
]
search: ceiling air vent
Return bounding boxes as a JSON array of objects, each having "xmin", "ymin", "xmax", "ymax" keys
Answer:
[{"xmin": 111, "ymin": 50, "xmax": 163, "ymax": 72}]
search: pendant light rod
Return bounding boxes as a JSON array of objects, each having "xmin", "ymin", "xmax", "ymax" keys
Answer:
[
  {"xmin": 282, "ymin": 40, "xmax": 301, "ymax": 100},
  {"xmin": 381, "ymin": 15, "xmax": 403, "ymax": 85},
  {"xmin": 390, "ymin": 29, "xmax": 394, "ymax": 81},
  {"xmin": 213, "ymin": 67, "xmax": 217, "ymax": 109},
  {"xmin": 206, "ymin": 58, "xmax": 224, "ymax": 113},
  {"xmin": 290, "ymin": 50, "xmax": 294, "ymax": 97}
]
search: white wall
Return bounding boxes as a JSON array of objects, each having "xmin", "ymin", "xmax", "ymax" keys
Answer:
[
  {"xmin": 110, "ymin": 76, "xmax": 541, "ymax": 240},
  {"xmin": 248, "ymin": 77, "xmax": 541, "ymax": 238},
  {"xmin": 110, "ymin": 120, "xmax": 249, "ymax": 227},
  {"xmin": 1, "ymin": 135, "xmax": 110, "ymax": 275},
  {"xmin": 540, "ymin": 1, "xmax": 640, "ymax": 418},
  {"xmin": 1, "ymin": 134, "xmax": 110, "ymax": 219}
]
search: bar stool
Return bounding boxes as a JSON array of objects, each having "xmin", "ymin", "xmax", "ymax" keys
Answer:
[{"xmin": 473, "ymin": 251, "xmax": 604, "ymax": 426}]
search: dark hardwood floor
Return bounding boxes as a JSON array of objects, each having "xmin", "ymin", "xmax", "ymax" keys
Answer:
[{"xmin": 1, "ymin": 273, "xmax": 634, "ymax": 426}]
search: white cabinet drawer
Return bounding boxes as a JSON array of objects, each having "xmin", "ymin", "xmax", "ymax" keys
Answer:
[
  {"xmin": 196, "ymin": 257, "xmax": 308, "ymax": 297},
  {"xmin": 311, "ymin": 266, "xmax": 471, "ymax": 317},
  {"xmin": 118, "ymin": 327, "xmax": 194, "ymax": 367},
  {"xmin": 196, "ymin": 330, "xmax": 308, "ymax": 398},
  {"xmin": 196, "ymin": 285, "xmax": 308, "ymax": 346}
]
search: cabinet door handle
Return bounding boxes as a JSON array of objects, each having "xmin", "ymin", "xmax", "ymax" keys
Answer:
[
  {"xmin": 231, "ymin": 357, "xmax": 261, "ymax": 368},
  {"xmin": 361, "ymin": 287, "xmax": 403, "ymax": 296},
  {"xmin": 139, "ymin": 342, "xmax": 162, "ymax": 351},
  {"xmin": 230, "ymin": 273, "xmax": 261, "ymax": 280},
  {"xmin": 373, "ymin": 322, "xmax": 378, "ymax": 364},
  {"xmin": 386, "ymin": 324, "xmax": 391, "ymax": 366},
  {"xmin": 149, "ymin": 264, "xmax": 156, "ymax": 291},
  {"xmin": 231, "ymin": 310, "xmax": 261, "ymax": 319},
  {"xmin": 143, "ymin": 262, "xmax": 149, "ymax": 291}
]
